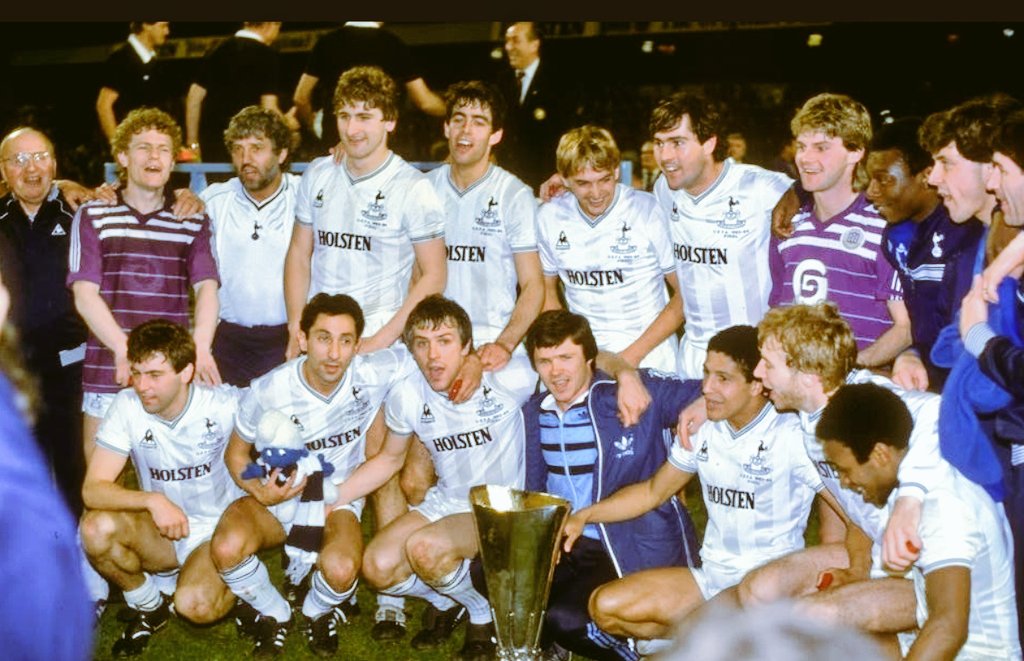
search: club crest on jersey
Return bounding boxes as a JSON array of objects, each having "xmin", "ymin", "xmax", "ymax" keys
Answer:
[
  {"xmin": 931, "ymin": 232, "xmax": 945, "ymax": 258},
  {"xmin": 556, "ymin": 231, "xmax": 570, "ymax": 250},
  {"xmin": 314, "ymin": 189, "xmax": 325, "ymax": 208},
  {"xmin": 610, "ymin": 222, "xmax": 637, "ymax": 255},
  {"xmin": 475, "ymin": 197, "xmax": 500, "ymax": 228},
  {"xmin": 290, "ymin": 415, "xmax": 305, "ymax": 431},
  {"xmin": 198, "ymin": 418, "xmax": 222, "ymax": 450},
  {"xmin": 840, "ymin": 226, "xmax": 866, "ymax": 251},
  {"xmin": 697, "ymin": 439, "xmax": 709, "ymax": 462},
  {"xmin": 476, "ymin": 385, "xmax": 504, "ymax": 418},
  {"xmin": 670, "ymin": 203, "xmax": 680, "ymax": 222},
  {"xmin": 140, "ymin": 429, "xmax": 157, "ymax": 449},
  {"xmin": 360, "ymin": 190, "xmax": 389, "ymax": 227},
  {"xmin": 421, "ymin": 404, "xmax": 435, "ymax": 424},
  {"xmin": 350, "ymin": 386, "xmax": 372, "ymax": 415},
  {"xmin": 742, "ymin": 441, "xmax": 772, "ymax": 480},
  {"xmin": 719, "ymin": 196, "xmax": 743, "ymax": 229},
  {"xmin": 613, "ymin": 432, "xmax": 635, "ymax": 458}
]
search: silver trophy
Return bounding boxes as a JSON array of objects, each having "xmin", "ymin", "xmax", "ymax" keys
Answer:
[{"xmin": 470, "ymin": 484, "xmax": 571, "ymax": 661}]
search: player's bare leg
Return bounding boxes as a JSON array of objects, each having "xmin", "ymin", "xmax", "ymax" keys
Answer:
[
  {"xmin": 589, "ymin": 567, "xmax": 704, "ymax": 640},
  {"xmin": 173, "ymin": 541, "xmax": 235, "ymax": 624},
  {"xmin": 737, "ymin": 543, "xmax": 848, "ymax": 606}
]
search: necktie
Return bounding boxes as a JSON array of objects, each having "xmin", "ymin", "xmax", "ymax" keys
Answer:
[{"xmin": 516, "ymin": 69, "xmax": 526, "ymax": 104}]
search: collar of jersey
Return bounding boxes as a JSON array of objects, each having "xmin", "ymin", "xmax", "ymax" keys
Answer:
[
  {"xmin": 726, "ymin": 400, "xmax": 774, "ymax": 439},
  {"xmin": 686, "ymin": 157, "xmax": 732, "ymax": 206},
  {"xmin": 343, "ymin": 152, "xmax": 394, "ymax": 185},
  {"xmin": 238, "ymin": 173, "xmax": 288, "ymax": 211},
  {"xmin": 574, "ymin": 184, "xmax": 622, "ymax": 228},
  {"xmin": 154, "ymin": 384, "xmax": 195, "ymax": 429},
  {"xmin": 296, "ymin": 356, "xmax": 349, "ymax": 403},
  {"xmin": 446, "ymin": 163, "xmax": 494, "ymax": 198}
]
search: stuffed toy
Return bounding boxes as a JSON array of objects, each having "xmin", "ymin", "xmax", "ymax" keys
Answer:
[{"xmin": 242, "ymin": 409, "xmax": 338, "ymax": 583}]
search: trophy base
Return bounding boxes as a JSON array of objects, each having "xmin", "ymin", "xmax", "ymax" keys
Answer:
[{"xmin": 497, "ymin": 647, "xmax": 542, "ymax": 661}]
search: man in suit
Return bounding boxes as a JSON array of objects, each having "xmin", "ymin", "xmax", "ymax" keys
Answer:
[{"xmin": 500, "ymin": 22, "xmax": 580, "ymax": 195}]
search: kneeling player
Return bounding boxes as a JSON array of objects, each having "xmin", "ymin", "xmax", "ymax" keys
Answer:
[
  {"xmin": 210, "ymin": 293, "xmax": 421, "ymax": 658},
  {"xmin": 80, "ymin": 320, "xmax": 242, "ymax": 656},
  {"xmin": 819, "ymin": 384, "xmax": 1021, "ymax": 659},
  {"xmin": 563, "ymin": 325, "xmax": 823, "ymax": 652},
  {"xmin": 340, "ymin": 295, "xmax": 536, "ymax": 660}
]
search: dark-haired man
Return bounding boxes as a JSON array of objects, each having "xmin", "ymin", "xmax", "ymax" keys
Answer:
[
  {"xmin": 96, "ymin": 22, "xmax": 172, "ymax": 142},
  {"xmin": 523, "ymin": 309, "xmax": 701, "ymax": 660},
  {"xmin": 564, "ymin": 325, "xmax": 822, "ymax": 654},
  {"xmin": 202, "ymin": 106, "xmax": 298, "ymax": 386},
  {"xmin": 211, "ymin": 293, "xmax": 420, "ymax": 657},
  {"xmin": 820, "ymin": 383, "xmax": 1020, "ymax": 660},
  {"xmin": 648, "ymin": 92, "xmax": 793, "ymax": 379},
  {"xmin": 80, "ymin": 319, "xmax": 242, "ymax": 657},
  {"xmin": 868, "ymin": 117, "xmax": 983, "ymax": 392}
]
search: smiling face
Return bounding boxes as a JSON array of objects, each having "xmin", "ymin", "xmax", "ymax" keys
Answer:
[
  {"xmin": 652, "ymin": 115, "xmax": 717, "ymax": 195},
  {"xmin": 821, "ymin": 439, "xmax": 897, "ymax": 507},
  {"xmin": 988, "ymin": 151, "xmax": 1024, "ymax": 227},
  {"xmin": 336, "ymin": 101, "xmax": 395, "ymax": 168},
  {"xmin": 702, "ymin": 350, "xmax": 765, "ymax": 428},
  {"xmin": 752, "ymin": 338, "xmax": 812, "ymax": 413},
  {"xmin": 117, "ymin": 128, "xmax": 175, "ymax": 193},
  {"xmin": 130, "ymin": 351, "xmax": 192, "ymax": 420},
  {"xmin": 927, "ymin": 140, "xmax": 996, "ymax": 224},
  {"xmin": 230, "ymin": 133, "xmax": 285, "ymax": 200},
  {"xmin": 795, "ymin": 130, "xmax": 862, "ymax": 196},
  {"xmin": 445, "ymin": 100, "xmax": 502, "ymax": 171},
  {"xmin": 1, "ymin": 129, "xmax": 55, "ymax": 212},
  {"xmin": 865, "ymin": 148, "xmax": 931, "ymax": 223},
  {"xmin": 533, "ymin": 338, "xmax": 593, "ymax": 411},
  {"xmin": 564, "ymin": 166, "xmax": 618, "ymax": 218},
  {"xmin": 409, "ymin": 320, "xmax": 470, "ymax": 393},
  {"xmin": 505, "ymin": 22, "xmax": 540, "ymax": 71},
  {"xmin": 298, "ymin": 313, "xmax": 361, "ymax": 396}
]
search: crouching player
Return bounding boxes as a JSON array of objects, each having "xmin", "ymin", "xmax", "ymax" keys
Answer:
[
  {"xmin": 80, "ymin": 320, "xmax": 242, "ymax": 656},
  {"xmin": 563, "ymin": 325, "xmax": 824, "ymax": 654}
]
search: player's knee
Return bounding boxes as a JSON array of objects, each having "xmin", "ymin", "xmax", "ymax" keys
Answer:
[
  {"xmin": 360, "ymin": 543, "xmax": 395, "ymax": 588},
  {"xmin": 319, "ymin": 548, "xmax": 359, "ymax": 592},
  {"xmin": 405, "ymin": 530, "xmax": 449, "ymax": 580},
  {"xmin": 173, "ymin": 586, "xmax": 220, "ymax": 624},
  {"xmin": 79, "ymin": 510, "xmax": 120, "ymax": 556},
  {"xmin": 737, "ymin": 570, "xmax": 775, "ymax": 608},
  {"xmin": 208, "ymin": 525, "xmax": 248, "ymax": 570}
]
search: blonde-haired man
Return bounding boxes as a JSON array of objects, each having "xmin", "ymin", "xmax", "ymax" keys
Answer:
[
  {"xmin": 537, "ymin": 125, "xmax": 681, "ymax": 372},
  {"xmin": 768, "ymin": 93, "xmax": 911, "ymax": 372}
]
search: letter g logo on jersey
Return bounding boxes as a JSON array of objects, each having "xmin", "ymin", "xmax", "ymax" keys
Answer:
[{"xmin": 792, "ymin": 258, "xmax": 828, "ymax": 304}]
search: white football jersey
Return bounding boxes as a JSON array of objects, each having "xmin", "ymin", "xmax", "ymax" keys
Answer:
[
  {"xmin": 670, "ymin": 403, "xmax": 822, "ymax": 572},
  {"xmin": 655, "ymin": 161, "xmax": 791, "ymax": 348},
  {"xmin": 429, "ymin": 164, "xmax": 538, "ymax": 346},
  {"xmin": 385, "ymin": 353, "xmax": 536, "ymax": 502},
  {"xmin": 236, "ymin": 346, "xmax": 416, "ymax": 483},
  {"xmin": 295, "ymin": 153, "xmax": 446, "ymax": 329},
  {"xmin": 907, "ymin": 470, "xmax": 1021, "ymax": 659},
  {"xmin": 802, "ymin": 370, "xmax": 948, "ymax": 550},
  {"xmin": 202, "ymin": 173, "xmax": 299, "ymax": 327},
  {"xmin": 96, "ymin": 384, "xmax": 244, "ymax": 522},
  {"xmin": 537, "ymin": 184, "xmax": 678, "ymax": 371}
]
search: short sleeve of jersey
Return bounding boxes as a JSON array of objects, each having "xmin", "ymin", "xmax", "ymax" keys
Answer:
[
  {"xmin": 491, "ymin": 353, "xmax": 538, "ymax": 405},
  {"xmin": 648, "ymin": 204, "xmax": 675, "ymax": 274},
  {"xmin": 667, "ymin": 432, "xmax": 700, "ymax": 473},
  {"xmin": 505, "ymin": 186, "xmax": 539, "ymax": 253},
  {"xmin": 875, "ymin": 249, "xmax": 902, "ymax": 301},
  {"xmin": 67, "ymin": 206, "xmax": 102, "ymax": 286},
  {"xmin": 234, "ymin": 383, "xmax": 268, "ymax": 443},
  {"xmin": 781, "ymin": 417, "xmax": 826, "ymax": 492},
  {"xmin": 755, "ymin": 169, "xmax": 794, "ymax": 210},
  {"xmin": 384, "ymin": 377, "xmax": 419, "ymax": 436},
  {"xmin": 294, "ymin": 162, "xmax": 322, "ymax": 226},
  {"xmin": 403, "ymin": 178, "xmax": 446, "ymax": 243},
  {"xmin": 895, "ymin": 394, "xmax": 945, "ymax": 502},
  {"xmin": 535, "ymin": 205, "xmax": 557, "ymax": 276},
  {"xmin": 94, "ymin": 390, "xmax": 135, "ymax": 456},
  {"xmin": 916, "ymin": 488, "xmax": 981, "ymax": 574},
  {"xmin": 304, "ymin": 33, "xmax": 334, "ymax": 80},
  {"xmin": 185, "ymin": 214, "xmax": 220, "ymax": 286},
  {"xmin": 100, "ymin": 48, "xmax": 129, "ymax": 92}
]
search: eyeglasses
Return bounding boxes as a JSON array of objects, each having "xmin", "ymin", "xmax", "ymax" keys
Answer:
[{"xmin": 2, "ymin": 151, "xmax": 52, "ymax": 167}]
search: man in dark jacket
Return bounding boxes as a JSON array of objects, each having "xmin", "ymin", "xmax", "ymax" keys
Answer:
[{"xmin": 522, "ymin": 309, "xmax": 700, "ymax": 661}]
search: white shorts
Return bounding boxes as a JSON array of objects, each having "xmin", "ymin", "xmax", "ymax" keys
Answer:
[
  {"xmin": 676, "ymin": 335, "xmax": 708, "ymax": 381},
  {"xmin": 173, "ymin": 517, "xmax": 218, "ymax": 566},
  {"xmin": 689, "ymin": 560, "xmax": 745, "ymax": 600},
  {"xmin": 82, "ymin": 391, "xmax": 117, "ymax": 418},
  {"xmin": 270, "ymin": 496, "xmax": 365, "ymax": 533},
  {"xmin": 410, "ymin": 487, "xmax": 470, "ymax": 523}
]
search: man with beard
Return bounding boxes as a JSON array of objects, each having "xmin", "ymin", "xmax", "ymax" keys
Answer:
[{"xmin": 201, "ymin": 106, "xmax": 297, "ymax": 387}]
